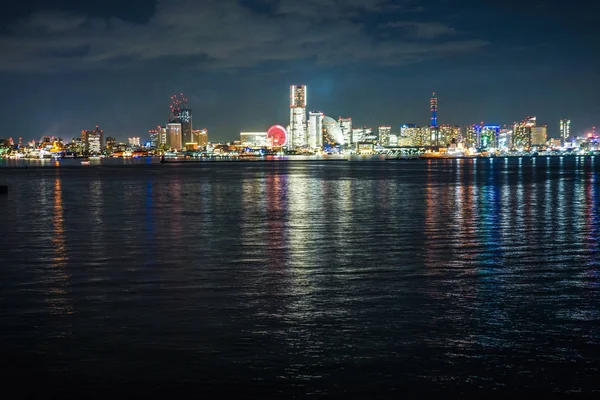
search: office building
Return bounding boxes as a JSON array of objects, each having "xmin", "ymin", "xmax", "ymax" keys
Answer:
[
  {"xmin": 166, "ymin": 123, "xmax": 182, "ymax": 150},
  {"xmin": 193, "ymin": 129, "xmax": 208, "ymax": 148},
  {"xmin": 464, "ymin": 125, "xmax": 480, "ymax": 148},
  {"xmin": 308, "ymin": 111, "xmax": 324, "ymax": 148},
  {"xmin": 531, "ymin": 126, "xmax": 547, "ymax": 146},
  {"xmin": 479, "ymin": 125, "xmax": 500, "ymax": 150},
  {"xmin": 339, "ymin": 117, "xmax": 352, "ymax": 145},
  {"xmin": 169, "ymin": 94, "xmax": 192, "ymax": 144},
  {"xmin": 560, "ymin": 119, "xmax": 571, "ymax": 144},
  {"xmin": 439, "ymin": 125, "xmax": 461, "ymax": 146},
  {"xmin": 240, "ymin": 132, "xmax": 268, "ymax": 147},
  {"xmin": 81, "ymin": 126, "xmax": 104, "ymax": 154},
  {"xmin": 128, "ymin": 137, "xmax": 141, "ymax": 147},
  {"xmin": 106, "ymin": 136, "xmax": 116, "ymax": 152},
  {"xmin": 513, "ymin": 116, "xmax": 536, "ymax": 149},
  {"xmin": 378, "ymin": 126, "xmax": 391, "ymax": 146},
  {"xmin": 289, "ymin": 85, "xmax": 307, "ymax": 148}
]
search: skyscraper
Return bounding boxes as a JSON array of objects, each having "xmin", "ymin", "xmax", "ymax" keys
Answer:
[
  {"xmin": 560, "ymin": 119, "xmax": 571, "ymax": 144},
  {"xmin": 479, "ymin": 125, "xmax": 500, "ymax": 150},
  {"xmin": 430, "ymin": 93, "xmax": 438, "ymax": 128},
  {"xmin": 81, "ymin": 126, "xmax": 104, "ymax": 154},
  {"xmin": 166, "ymin": 123, "xmax": 182, "ymax": 150},
  {"xmin": 531, "ymin": 126, "xmax": 547, "ymax": 146},
  {"xmin": 289, "ymin": 85, "xmax": 307, "ymax": 148},
  {"xmin": 192, "ymin": 129, "xmax": 208, "ymax": 148},
  {"xmin": 308, "ymin": 111, "xmax": 324, "ymax": 149},
  {"xmin": 339, "ymin": 117, "xmax": 352, "ymax": 146},
  {"xmin": 169, "ymin": 94, "xmax": 192, "ymax": 145},
  {"xmin": 378, "ymin": 126, "xmax": 391, "ymax": 146},
  {"xmin": 513, "ymin": 116, "xmax": 536, "ymax": 149}
]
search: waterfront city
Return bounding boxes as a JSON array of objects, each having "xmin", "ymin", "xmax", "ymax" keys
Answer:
[{"xmin": 0, "ymin": 86, "xmax": 597, "ymax": 162}]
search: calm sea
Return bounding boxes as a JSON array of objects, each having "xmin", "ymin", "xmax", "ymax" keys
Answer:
[{"xmin": 1, "ymin": 157, "xmax": 599, "ymax": 396}]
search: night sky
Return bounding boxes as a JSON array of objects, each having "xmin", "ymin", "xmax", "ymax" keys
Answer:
[{"xmin": 1, "ymin": 0, "xmax": 598, "ymax": 142}]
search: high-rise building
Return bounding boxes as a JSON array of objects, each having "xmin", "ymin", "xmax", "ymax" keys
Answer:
[
  {"xmin": 439, "ymin": 125, "xmax": 461, "ymax": 145},
  {"xmin": 464, "ymin": 125, "xmax": 480, "ymax": 148},
  {"xmin": 106, "ymin": 136, "xmax": 116, "ymax": 152},
  {"xmin": 513, "ymin": 116, "xmax": 536, "ymax": 149},
  {"xmin": 169, "ymin": 94, "xmax": 192, "ymax": 144},
  {"xmin": 404, "ymin": 126, "xmax": 430, "ymax": 146},
  {"xmin": 430, "ymin": 93, "xmax": 438, "ymax": 127},
  {"xmin": 149, "ymin": 129, "xmax": 160, "ymax": 147},
  {"xmin": 400, "ymin": 124, "xmax": 417, "ymax": 139},
  {"xmin": 308, "ymin": 111, "xmax": 324, "ymax": 149},
  {"xmin": 378, "ymin": 126, "xmax": 391, "ymax": 146},
  {"xmin": 498, "ymin": 129, "xmax": 512, "ymax": 149},
  {"xmin": 128, "ymin": 137, "xmax": 141, "ymax": 147},
  {"xmin": 479, "ymin": 125, "xmax": 500, "ymax": 150},
  {"xmin": 560, "ymin": 119, "xmax": 571, "ymax": 144},
  {"xmin": 289, "ymin": 85, "xmax": 307, "ymax": 148},
  {"xmin": 166, "ymin": 123, "xmax": 182, "ymax": 149},
  {"xmin": 81, "ymin": 126, "xmax": 104, "ymax": 154},
  {"xmin": 531, "ymin": 126, "xmax": 547, "ymax": 146},
  {"xmin": 192, "ymin": 129, "xmax": 208, "ymax": 148},
  {"xmin": 339, "ymin": 117, "xmax": 352, "ymax": 145}
]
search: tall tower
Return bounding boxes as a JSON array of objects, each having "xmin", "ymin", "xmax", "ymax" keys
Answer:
[
  {"xmin": 430, "ymin": 92, "xmax": 438, "ymax": 128},
  {"xmin": 169, "ymin": 93, "xmax": 193, "ymax": 145},
  {"xmin": 289, "ymin": 85, "xmax": 307, "ymax": 149},
  {"xmin": 560, "ymin": 119, "xmax": 571, "ymax": 145},
  {"xmin": 308, "ymin": 111, "xmax": 324, "ymax": 149}
]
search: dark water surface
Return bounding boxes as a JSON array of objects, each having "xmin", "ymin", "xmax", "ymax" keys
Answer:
[{"xmin": 1, "ymin": 158, "xmax": 599, "ymax": 396}]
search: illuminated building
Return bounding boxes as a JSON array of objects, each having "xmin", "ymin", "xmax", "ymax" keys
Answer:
[
  {"xmin": 351, "ymin": 127, "xmax": 372, "ymax": 144},
  {"xmin": 169, "ymin": 94, "xmax": 192, "ymax": 144},
  {"xmin": 388, "ymin": 134, "xmax": 398, "ymax": 146},
  {"xmin": 560, "ymin": 119, "xmax": 571, "ymax": 144},
  {"xmin": 308, "ymin": 111, "xmax": 324, "ymax": 148},
  {"xmin": 166, "ymin": 123, "xmax": 182, "ymax": 149},
  {"xmin": 240, "ymin": 132, "xmax": 268, "ymax": 147},
  {"xmin": 289, "ymin": 85, "xmax": 307, "ymax": 148},
  {"xmin": 430, "ymin": 92, "xmax": 438, "ymax": 127},
  {"xmin": 106, "ymin": 136, "xmax": 116, "ymax": 151},
  {"xmin": 128, "ymin": 137, "xmax": 141, "ymax": 147},
  {"xmin": 531, "ymin": 126, "xmax": 547, "ymax": 146},
  {"xmin": 498, "ymin": 129, "xmax": 511, "ymax": 149},
  {"xmin": 404, "ymin": 126, "xmax": 430, "ymax": 146},
  {"xmin": 378, "ymin": 126, "xmax": 391, "ymax": 146},
  {"xmin": 193, "ymin": 129, "xmax": 208, "ymax": 148},
  {"xmin": 322, "ymin": 116, "xmax": 344, "ymax": 145},
  {"xmin": 339, "ymin": 117, "xmax": 353, "ymax": 145},
  {"xmin": 464, "ymin": 125, "xmax": 480, "ymax": 148},
  {"xmin": 438, "ymin": 125, "xmax": 461, "ymax": 146},
  {"xmin": 148, "ymin": 130, "xmax": 159, "ymax": 147},
  {"xmin": 479, "ymin": 125, "xmax": 500, "ymax": 150},
  {"xmin": 398, "ymin": 124, "xmax": 417, "ymax": 143},
  {"xmin": 513, "ymin": 116, "xmax": 536, "ymax": 149},
  {"xmin": 81, "ymin": 126, "xmax": 104, "ymax": 154},
  {"xmin": 267, "ymin": 125, "xmax": 287, "ymax": 147}
]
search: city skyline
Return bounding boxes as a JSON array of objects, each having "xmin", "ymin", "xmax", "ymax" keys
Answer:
[{"xmin": 0, "ymin": 1, "xmax": 598, "ymax": 142}]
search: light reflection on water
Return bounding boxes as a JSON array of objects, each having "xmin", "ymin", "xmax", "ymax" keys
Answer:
[{"xmin": 1, "ymin": 158, "xmax": 599, "ymax": 394}]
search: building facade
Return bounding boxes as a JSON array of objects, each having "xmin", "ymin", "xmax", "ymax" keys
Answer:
[
  {"xmin": 81, "ymin": 126, "xmax": 104, "ymax": 154},
  {"xmin": 289, "ymin": 85, "xmax": 307, "ymax": 148},
  {"xmin": 339, "ymin": 117, "xmax": 352, "ymax": 146},
  {"xmin": 378, "ymin": 126, "xmax": 391, "ymax": 146},
  {"xmin": 308, "ymin": 111, "xmax": 324, "ymax": 149},
  {"xmin": 166, "ymin": 123, "xmax": 182, "ymax": 150}
]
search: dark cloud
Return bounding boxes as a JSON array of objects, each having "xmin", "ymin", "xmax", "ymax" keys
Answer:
[{"xmin": 0, "ymin": 0, "xmax": 487, "ymax": 72}]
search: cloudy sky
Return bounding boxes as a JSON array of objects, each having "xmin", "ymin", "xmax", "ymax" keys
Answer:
[{"xmin": 1, "ymin": 0, "xmax": 598, "ymax": 141}]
